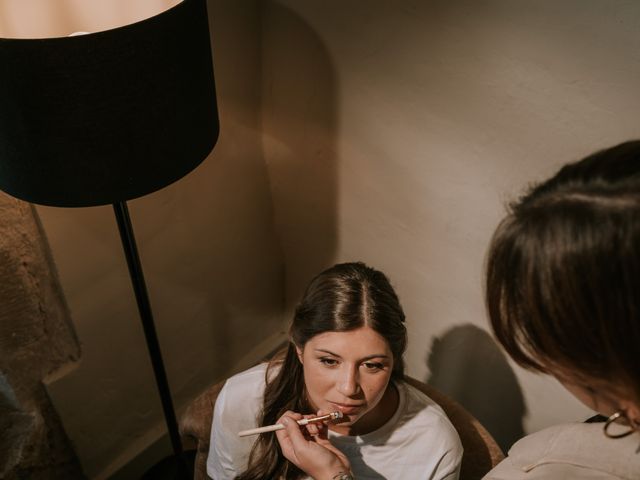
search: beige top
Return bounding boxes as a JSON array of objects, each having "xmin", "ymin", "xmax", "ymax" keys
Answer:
[{"xmin": 484, "ymin": 421, "xmax": 640, "ymax": 480}]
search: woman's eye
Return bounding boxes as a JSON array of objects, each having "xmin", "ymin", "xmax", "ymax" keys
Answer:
[
  {"xmin": 319, "ymin": 357, "xmax": 338, "ymax": 366},
  {"xmin": 363, "ymin": 362, "xmax": 384, "ymax": 371}
]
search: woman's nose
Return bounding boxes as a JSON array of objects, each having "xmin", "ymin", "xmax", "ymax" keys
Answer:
[{"xmin": 336, "ymin": 366, "xmax": 361, "ymax": 397}]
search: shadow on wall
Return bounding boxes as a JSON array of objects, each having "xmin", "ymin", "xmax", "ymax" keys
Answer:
[
  {"xmin": 261, "ymin": 1, "xmax": 339, "ymax": 304},
  {"xmin": 426, "ymin": 324, "xmax": 526, "ymax": 453}
]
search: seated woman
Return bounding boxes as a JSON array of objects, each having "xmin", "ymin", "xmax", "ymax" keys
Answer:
[
  {"xmin": 206, "ymin": 262, "xmax": 463, "ymax": 480},
  {"xmin": 482, "ymin": 140, "xmax": 640, "ymax": 478}
]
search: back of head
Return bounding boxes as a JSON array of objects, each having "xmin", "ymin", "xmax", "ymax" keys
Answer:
[{"xmin": 485, "ymin": 140, "xmax": 640, "ymax": 400}]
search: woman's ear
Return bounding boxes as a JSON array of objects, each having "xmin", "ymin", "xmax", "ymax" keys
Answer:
[
  {"xmin": 621, "ymin": 399, "xmax": 640, "ymax": 429},
  {"xmin": 295, "ymin": 345, "xmax": 303, "ymax": 364},
  {"xmin": 612, "ymin": 389, "xmax": 640, "ymax": 430}
]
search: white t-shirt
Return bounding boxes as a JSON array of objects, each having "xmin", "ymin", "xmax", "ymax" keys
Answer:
[{"xmin": 207, "ymin": 363, "xmax": 462, "ymax": 480}]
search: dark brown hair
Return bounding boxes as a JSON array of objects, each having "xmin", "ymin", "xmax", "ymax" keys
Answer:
[
  {"xmin": 237, "ymin": 262, "xmax": 407, "ymax": 480},
  {"xmin": 485, "ymin": 140, "xmax": 640, "ymax": 400}
]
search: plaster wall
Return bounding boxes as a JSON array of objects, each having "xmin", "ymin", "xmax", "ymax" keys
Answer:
[
  {"xmin": 1, "ymin": 0, "xmax": 285, "ymax": 478},
  {"xmin": 261, "ymin": 0, "xmax": 640, "ymax": 451}
]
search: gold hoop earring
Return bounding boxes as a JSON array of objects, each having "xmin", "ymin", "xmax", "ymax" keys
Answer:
[{"xmin": 603, "ymin": 411, "xmax": 635, "ymax": 439}]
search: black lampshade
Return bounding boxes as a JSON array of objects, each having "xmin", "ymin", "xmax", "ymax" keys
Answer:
[{"xmin": 0, "ymin": 0, "xmax": 219, "ymax": 207}]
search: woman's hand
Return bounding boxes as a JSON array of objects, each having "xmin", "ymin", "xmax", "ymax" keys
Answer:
[{"xmin": 275, "ymin": 410, "xmax": 352, "ymax": 480}]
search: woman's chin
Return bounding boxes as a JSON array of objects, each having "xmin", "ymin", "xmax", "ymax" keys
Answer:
[
  {"xmin": 330, "ymin": 413, "xmax": 359, "ymax": 429},
  {"xmin": 340, "ymin": 414, "xmax": 357, "ymax": 424}
]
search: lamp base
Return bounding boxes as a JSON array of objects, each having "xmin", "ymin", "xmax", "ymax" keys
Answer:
[{"xmin": 140, "ymin": 450, "xmax": 195, "ymax": 480}]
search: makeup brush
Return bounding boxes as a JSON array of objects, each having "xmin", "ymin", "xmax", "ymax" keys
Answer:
[{"xmin": 238, "ymin": 411, "xmax": 343, "ymax": 437}]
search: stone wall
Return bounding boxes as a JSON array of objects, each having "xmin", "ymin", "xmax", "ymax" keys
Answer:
[{"xmin": 0, "ymin": 193, "xmax": 84, "ymax": 479}]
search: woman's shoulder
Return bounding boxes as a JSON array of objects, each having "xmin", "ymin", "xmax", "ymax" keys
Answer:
[
  {"xmin": 395, "ymin": 380, "xmax": 462, "ymax": 448},
  {"xmin": 484, "ymin": 422, "xmax": 640, "ymax": 480},
  {"xmin": 209, "ymin": 365, "xmax": 269, "ymax": 478},
  {"xmin": 399, "ymin": 380, "xmax": 456, "ymax": 425},
  {"xmin": 217, "ymin": 363, "xmax": 270, "ymax": 407},
  {"xmin": 213, "ymin": 363, "xmax": 270, "ymax": 436},
  {"xmin": 225, "ymin": 362, "xmax": 269, "ymax": 385}
]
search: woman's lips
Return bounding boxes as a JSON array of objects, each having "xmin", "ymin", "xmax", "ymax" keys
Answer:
[{"xmin": 329, "ymin": 402, "xmax": 363, "ymax": 415}]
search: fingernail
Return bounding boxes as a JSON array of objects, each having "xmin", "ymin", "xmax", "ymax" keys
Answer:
[{"xmin": 281, "ymin": 418, "xmax": 290, "ymax": 425}]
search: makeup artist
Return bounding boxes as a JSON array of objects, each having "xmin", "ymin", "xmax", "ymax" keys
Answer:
[
  {"xmin": 482, "ymin": 140, "xmax": 640, "ymax": 478},
  {"xmin": 206, "ymin": 262, "xmax": 463, "ymax": 480},
  {"xmin": 276, "ymin": 141, "xmax": 640, "ymax": 479}
]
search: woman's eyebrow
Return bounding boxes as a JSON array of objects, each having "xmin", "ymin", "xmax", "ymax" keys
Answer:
[{"xmin": 314, "ymin": 348, "xmax": 390, "ymax": 360}]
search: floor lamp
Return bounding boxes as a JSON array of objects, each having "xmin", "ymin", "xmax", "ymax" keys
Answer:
[{"xmin": 0, "ymin": 0, "xmax": 219, "ymax": 476}]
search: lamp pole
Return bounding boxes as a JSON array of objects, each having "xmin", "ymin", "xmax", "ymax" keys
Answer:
[{"xmin": 113, "ymin": 201, "xmax": 184, "ymax": 460}]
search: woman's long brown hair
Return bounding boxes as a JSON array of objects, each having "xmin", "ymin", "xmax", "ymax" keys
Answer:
[{"xmin": 237, "ymin": 262, "xmax": 407, "ymax": 480}]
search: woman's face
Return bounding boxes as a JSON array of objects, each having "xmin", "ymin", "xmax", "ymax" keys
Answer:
[
  {"xmin": 296, "ymin": 326, "xmax": 396, "ymax": 435},
  {"xmin": 555, "ymin": 374, "xmax": 619, "ymax": 416},
  {"xmin": 553, "ymin": 369, "xmax": 640, "ymax": 429}
]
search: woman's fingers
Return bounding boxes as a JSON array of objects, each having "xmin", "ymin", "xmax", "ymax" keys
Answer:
[
  {"xmin": 272, "ymin": 410, "xmax": 351, "ymax": 479},
  {"xmin": 281, "ymin": 415, "xmax": 311, "ymax": 445},
  {"xmin": 274, "ymin": 411, "xmax": 304, "ymax": 460}
]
